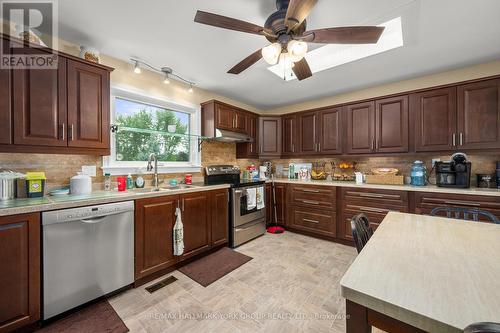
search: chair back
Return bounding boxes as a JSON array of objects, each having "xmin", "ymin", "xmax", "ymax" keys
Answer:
[
  {"xmin": 430, "ymin": 207, "xmax": 500, "ymax": 224},
  {"xmin": 350, "ymin": 214, "xmax": 374, "ymax": 254},
  {"xmin": 463, "ymin": 322, "xmax": 500, "ymax": 333}
]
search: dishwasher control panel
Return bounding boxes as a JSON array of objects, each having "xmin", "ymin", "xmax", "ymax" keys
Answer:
[{"xmin": 42, "ymin": 201, "xmax": 134, "ymax": 225}]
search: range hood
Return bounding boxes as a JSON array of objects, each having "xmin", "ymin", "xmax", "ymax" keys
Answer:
[{"xmin": 214, "ymin": 129, "xmax": 252, "ymax": 143}]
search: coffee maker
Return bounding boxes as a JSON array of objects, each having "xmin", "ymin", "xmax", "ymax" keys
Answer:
[{"xmin": 435, "ymin": 152, "xmax": 471, "ymax": 188}]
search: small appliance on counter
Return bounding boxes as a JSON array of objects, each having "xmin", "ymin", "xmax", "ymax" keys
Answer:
[
  {"xmin": 70, "ymin": 172, "xmax": 92, "ymax": 195},
  {"xmin": 476, "ymin": 174, "xmax": 496, "ymax": 188},
  {"xmin": 435, "ymin": 152, "xmax": 471, "ymax": 188}
]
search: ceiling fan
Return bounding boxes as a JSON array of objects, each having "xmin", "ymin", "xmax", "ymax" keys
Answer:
[{"xmin": 194, "ymin": 0, "xmax": 385, "ymax": 81}]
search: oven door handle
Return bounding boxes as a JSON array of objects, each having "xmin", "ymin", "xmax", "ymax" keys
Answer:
[{"xmin": 234, "ymin": 190, "xmax": 243, "ymax": 194}]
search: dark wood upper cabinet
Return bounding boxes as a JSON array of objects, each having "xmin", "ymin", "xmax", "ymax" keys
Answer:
[
  {"xmin": 375, "ymin": 96, "xmax": 409, "ymax": 153},
  {"xmin": 0, "ymin": 213, "xmax": 40, "ymax": 332},
  {"xmin": 319, "ymin": 107, "xmax": 342, "ymax": 154},
  {"xmin": 282, "ymin": 114, "xmax": 298, "ymax": 155},
  {"xmin": 236, "ymin": 113, "xmax": 258, "ymax": 158},
  {"xmin": 299, "ymin": 111, "xmax": 318, "ymax": 154},
  {"xmin": 67, "ymin": 60, "xmax": 110, "ymax": 149},
  {"xmin": 0, "ymin": 42, "xmax": 11, "ymax": 145},
  {"xmin": 202, "ymin": 100, "xmax": 252, "ymax": 137},
  {"xmin": 215, "ymin": 103, "xmax": 234, "ymax": 130},
  {"xmin": 180, "ymin": 191, "xmax": 211, "ymax": 260},
  {"xmin": 457, "ymin": 79, "xmax": 500, "ymax": 149},
  {"xmin": 234, "ymin": 110, "xmax": 247, "ymax": 132},
  {"xmin": 412, "ymin": 87, "xmax": 457, "ymax": 152},
  {"xmin": 13, "ymin": 55, "xmax": 67, "ymax": 147},
  {"xmin": 211, "ymin": 189, "xmax": 229, "ymax": 247},
  {"xmin": 346, "ymin": 101, "xmax": 376, "ymax": 154},
  {"xmin": 135, "ymin": 196, "xmax": 178, "ymax": 280},
  {"xmin": 259, "ymin": 116, "xmax": 282, "ymax": 157}
]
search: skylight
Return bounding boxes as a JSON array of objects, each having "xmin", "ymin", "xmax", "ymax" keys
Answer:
[{"xmin": 268, "ymin": 17, "xmax": 404, "ymax": 81}]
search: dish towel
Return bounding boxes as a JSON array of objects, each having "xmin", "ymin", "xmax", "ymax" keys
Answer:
[
  {"xmin": 246, "ymin": 188, "xmax": 257, "ymax": 210},
  {"xmin": 173, "ymin": 208, "xmax": 184, "ymax": 256},
  {"xmin": 256, "ymin": 186, "xmax": 265, "ymax": 210}
]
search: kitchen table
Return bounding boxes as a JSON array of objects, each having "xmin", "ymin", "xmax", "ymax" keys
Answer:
[{"xmin": 340, "ymin": 212, "xmax": 500, "ymax": 333}]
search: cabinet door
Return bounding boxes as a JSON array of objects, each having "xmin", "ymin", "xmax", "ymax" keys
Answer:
[
  {"xmin": 135, "ymin": 196, "xmax": 178, "ymax": 280},
  {"xmin": 0, "ymin": 41, "xmax": 11, "ymax": 144},
  {"xmin": 458, "ymin": 79, "xmax": 500, "ymax": 149},
  {"xmin": 234, "ymin": 111, "xmax": 247, "ymax": 133},
  {"xmin": 291, "ymin": 207, "xmax": 336, "ymax": 238},
  {"xmin": 299, "ymin": 111, "xmax": 318, "ymax": 154},
  {"xmin": 236, "ymin": 114, "xmax": 258, "ymax": 158},
  {"xmin": 0, "ymin": 213, "xmax": 40, "ymax": 332},
  {"xmin": 13, "ymin": 54, "xmax": 67, "ymax": 147},
  {"xmin": 412, "ymin": 87, "xmax": 457, "ymax": 152},
  {"xmin": 282, "ymin": 115, "xmax": 297, "ymax": 155},
  {"xmin": 265, "ymin": 184, "xmax": 273, "ymax": 224},
  {"xmin": 346, "ymin": 101, "xmax": 375, "ymax": 154},
  {"xmin": 181, "ymin": 192, "xmax": 211, "ymax": 260},
  {"xmin": 319, "ymin": 108, "xmax": 342, "ymax": 154},
  {"xmin": 215, "ymin": 103, "xmax": 234, "ymax": 130},
  {"xmin": 259, "ymin": 117, "xmax": 282, "ymax": 157},
  {"xmin": 274, "ymin": 184, "xmax": 286, "ymax": 226},
  {"xmin": 67, "ymin": 60, "xmax": 110, "ymax": 149},
  {"xmin": 211, "ymin": 190, "xmax": 229, "ymax": 247},
  {"xmin": 375, "ymin": 96, "xmax": 409, "ymax": 153}
]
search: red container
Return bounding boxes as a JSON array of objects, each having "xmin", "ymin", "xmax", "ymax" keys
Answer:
[
  {"xmin": 117, "ymin": 176, "xmax": 127, "ymax": 191},
  {"xmin": 185, "ymin": 174, "xmax": 192, "ymax": 185}
]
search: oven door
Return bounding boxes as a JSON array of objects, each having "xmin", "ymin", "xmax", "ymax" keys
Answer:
[{"xmin": 232, "ymin": 185, "xmax": 265, "ymax": 227}]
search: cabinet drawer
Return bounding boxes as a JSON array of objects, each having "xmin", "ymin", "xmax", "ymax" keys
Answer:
[
  {"xmin": 414, "ymin": 192, "xmax": 500, "ymax": 210},
  {"xmin": 290, "ymin": 185, "xmax": 336, "ymax": 209},
  {"xmin": 342, "ymin": 188, "xmax": 408, "ymax": 208},
  {"xmin": 290, "ymin": 207, "xmax": 336, "ymax": 237},
  {"xmin": 342, "ymin": 212, "xmax": 385, "ymax": 240}
]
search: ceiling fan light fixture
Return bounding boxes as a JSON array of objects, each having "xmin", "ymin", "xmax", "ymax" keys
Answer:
[
  {"xmin": 262, "ymin": 43, "xmax": 282, "ymax": 65},
  {"xmin": 287, "ymin": 40, "xmax": 308, "ymax": 62}
]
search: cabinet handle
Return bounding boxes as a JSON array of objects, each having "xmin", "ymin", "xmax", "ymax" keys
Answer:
[
  {"xmin": 260, "ymin": 145, "xmax": 263, "ymax": 153},
  {"xmin": 59, "ymin": 123, "xmax": 65, "ymax": 140},
  {"xmin": 182, "ymin": 198, "xmax": 185, "ymax": 211},
  {"xmin": 301, "ymin": 200, "xmax": 320, "ymax": 205},
  {"xmin": 318, "ymin": 142, "xmax": 321, "ymax": 151},
  {"xmin": 292, "ymin": 144, "xmax": 295, "ymax": 153},
  {"xmin": 372, "ymin": 139, "xmax": 375, "ymax": 151},
  {"xmin": 303, "ymin": 218, "xmax": 320, "ymax": 224},
  {"xmin": 68, "ymin": 124, "xmax": 74, "ymax": 141},
  {"xmin": 444, "ymin": 200, "xmax": 480, "ymax": 207},
  {"xmin": 300, "ymin": 189, "xmax": 320, "ymax": 193},
  {"xmin": 459, "ymin": 133, "xmax": 463, "ymax": 146},
  {"xmin": 452, "ymin": 133, "xmax": 456, "ymax": 146},
  {"xmin": 347, "ymin": 204, "xmax": 387, "ymax": 214}
]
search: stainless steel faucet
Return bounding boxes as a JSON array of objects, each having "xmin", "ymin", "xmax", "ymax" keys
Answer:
[{"xmin": 147, "ymin": 153, "xmax": 160, "ymax": 191}]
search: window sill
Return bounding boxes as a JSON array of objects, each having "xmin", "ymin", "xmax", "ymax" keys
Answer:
[{"xmin": 102, "ymin": 165, "xmax": 202, "ymax": 176}]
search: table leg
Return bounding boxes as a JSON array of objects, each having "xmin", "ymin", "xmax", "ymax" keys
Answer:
[{"xmin": 346, "ymin": 299, "xmax": 371, "ymax": 333}]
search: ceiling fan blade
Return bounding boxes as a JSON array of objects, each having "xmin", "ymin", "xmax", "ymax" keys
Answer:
[
  {"xmin": 228, "ymin": 49, "xmax": 263, "ymax": 75},
  {"xmin": 292, "ymin": 58, "xmax": 313, "ymax": 81},
  {"xmin": 301, "ymin": 26, "xmax": 385, "ymax": 44},
  {"xmin": 194, "ymin": 10, "xmax": 265, "ymax": 36},
  {"xmin": 285, "ymin": 0, "xmax": 318, "ymax": 32}
]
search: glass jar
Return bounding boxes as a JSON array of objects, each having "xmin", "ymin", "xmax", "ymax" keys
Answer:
[{"xmin": 410, "ymin": 161, "xmax": 427, "ymax": 186}]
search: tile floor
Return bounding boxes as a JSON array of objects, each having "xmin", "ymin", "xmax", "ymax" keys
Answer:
[{"xmin": 109, "ymin": 231, "xmax": 358, "ymax": 333}]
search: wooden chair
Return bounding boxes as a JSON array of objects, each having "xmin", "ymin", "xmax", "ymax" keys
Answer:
[
  {"xmin": 463, "ymin": 322, "xmax": 500, "ymax": 333},
  {"xmin": 430, "ymin": 207, "xmax": 500, "ymax": 224},
  {"xmin": 350, "ymin": 214, "xmax": 374, "ymax": 254}
]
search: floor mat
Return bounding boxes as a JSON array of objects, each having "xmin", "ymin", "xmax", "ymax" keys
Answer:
[
  {"xmin": 38, "ymin": 300, "xmax": 128, "ymax": 333},
  {"xmin": 178, "ymin": 247, "xmax": 252, "ymax": 287}
]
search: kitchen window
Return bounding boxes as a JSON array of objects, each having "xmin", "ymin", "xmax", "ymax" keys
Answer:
[{"xmin": 103, "ymin": 88, "xmax": 201, "ymax": 175}]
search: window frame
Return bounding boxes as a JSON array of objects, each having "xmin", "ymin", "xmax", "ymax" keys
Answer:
[{"xmin": 102, "ymin": 87, "xmax": 202, "ymax": 176}]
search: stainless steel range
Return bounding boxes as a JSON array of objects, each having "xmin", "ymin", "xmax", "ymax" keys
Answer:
[{"xmin": 205, "ymin": 165, "xmax": 266, "ymax": 247}]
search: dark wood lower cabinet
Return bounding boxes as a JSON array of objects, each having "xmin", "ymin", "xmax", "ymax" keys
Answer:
[
  {"xmin": 135, "ymin": 195, "xmax": 178, "ymax": 280},
  {"xmin": 180, "ymin": 191, "xmax": 211, "ymax": 260},
  {"xmin": 290, "ymin": 206, "xmax": 336, "ymax": 237},
  {"xmin": 0, "ymin": 213, "xmax": 40, "ymax": 332},
  {"xmin": 135, "ymin": 189, "xmax": 229, "ymax": 281},
  {"xmin": 265, "ymin": 184, "xmax": 272, "ymax": 224}
]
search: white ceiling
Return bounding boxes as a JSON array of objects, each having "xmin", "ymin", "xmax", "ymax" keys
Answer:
[{"xmin": 58, "ymin": 0, "xmax": 500, "ymax": 110}]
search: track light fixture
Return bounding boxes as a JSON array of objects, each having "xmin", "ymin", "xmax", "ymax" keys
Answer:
[{"xmin": 130, "ymin": 59, "xmax": 195, "ymax": 92}]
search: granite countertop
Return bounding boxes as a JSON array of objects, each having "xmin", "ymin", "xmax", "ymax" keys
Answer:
[
  {"xmin": 271, "ymin": 178, "xmax": 500, "ymax": 197},
  {"xmin": 0, "ymin": 183, "xmax": 230, "ymax": 217},
  {"xmin": 340, "ymin": 212, "xmax": 500, "ymax": 332}
]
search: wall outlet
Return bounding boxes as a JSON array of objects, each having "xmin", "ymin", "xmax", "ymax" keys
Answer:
[
  {"xmin": 82, "ymin": 165, "xmax": 97, "ymax": 177},
  {"xmin": 431, "ymin": 158, "xmax": 441, "ymax": 167}
]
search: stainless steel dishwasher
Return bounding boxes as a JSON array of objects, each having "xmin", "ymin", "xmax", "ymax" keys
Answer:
[{"xmin": 42, "ymin": 201, "xmax": 134, "ymax": 320}]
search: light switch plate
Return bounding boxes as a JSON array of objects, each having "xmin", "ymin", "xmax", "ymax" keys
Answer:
[{"xmin": 82, "ymin": 165, "xmax": 97, "ymax": 177}]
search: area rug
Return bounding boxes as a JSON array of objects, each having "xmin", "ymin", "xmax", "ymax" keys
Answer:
[
  {"xmin": 38, "ymin": 300, "xmax": 128, "ymax": 333},
  {"xmin": 179, "ymin": 247, "xmax": 253, "ymax": 287}
]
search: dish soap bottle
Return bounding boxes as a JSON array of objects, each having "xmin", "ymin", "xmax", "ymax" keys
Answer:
[
  {"xmin": 104, "ymin": 173, "xmax": 111, "ymax": 191},
  {"xmin": 126, "ymin": 173, "xmax": 134, "ymax": 189}
]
